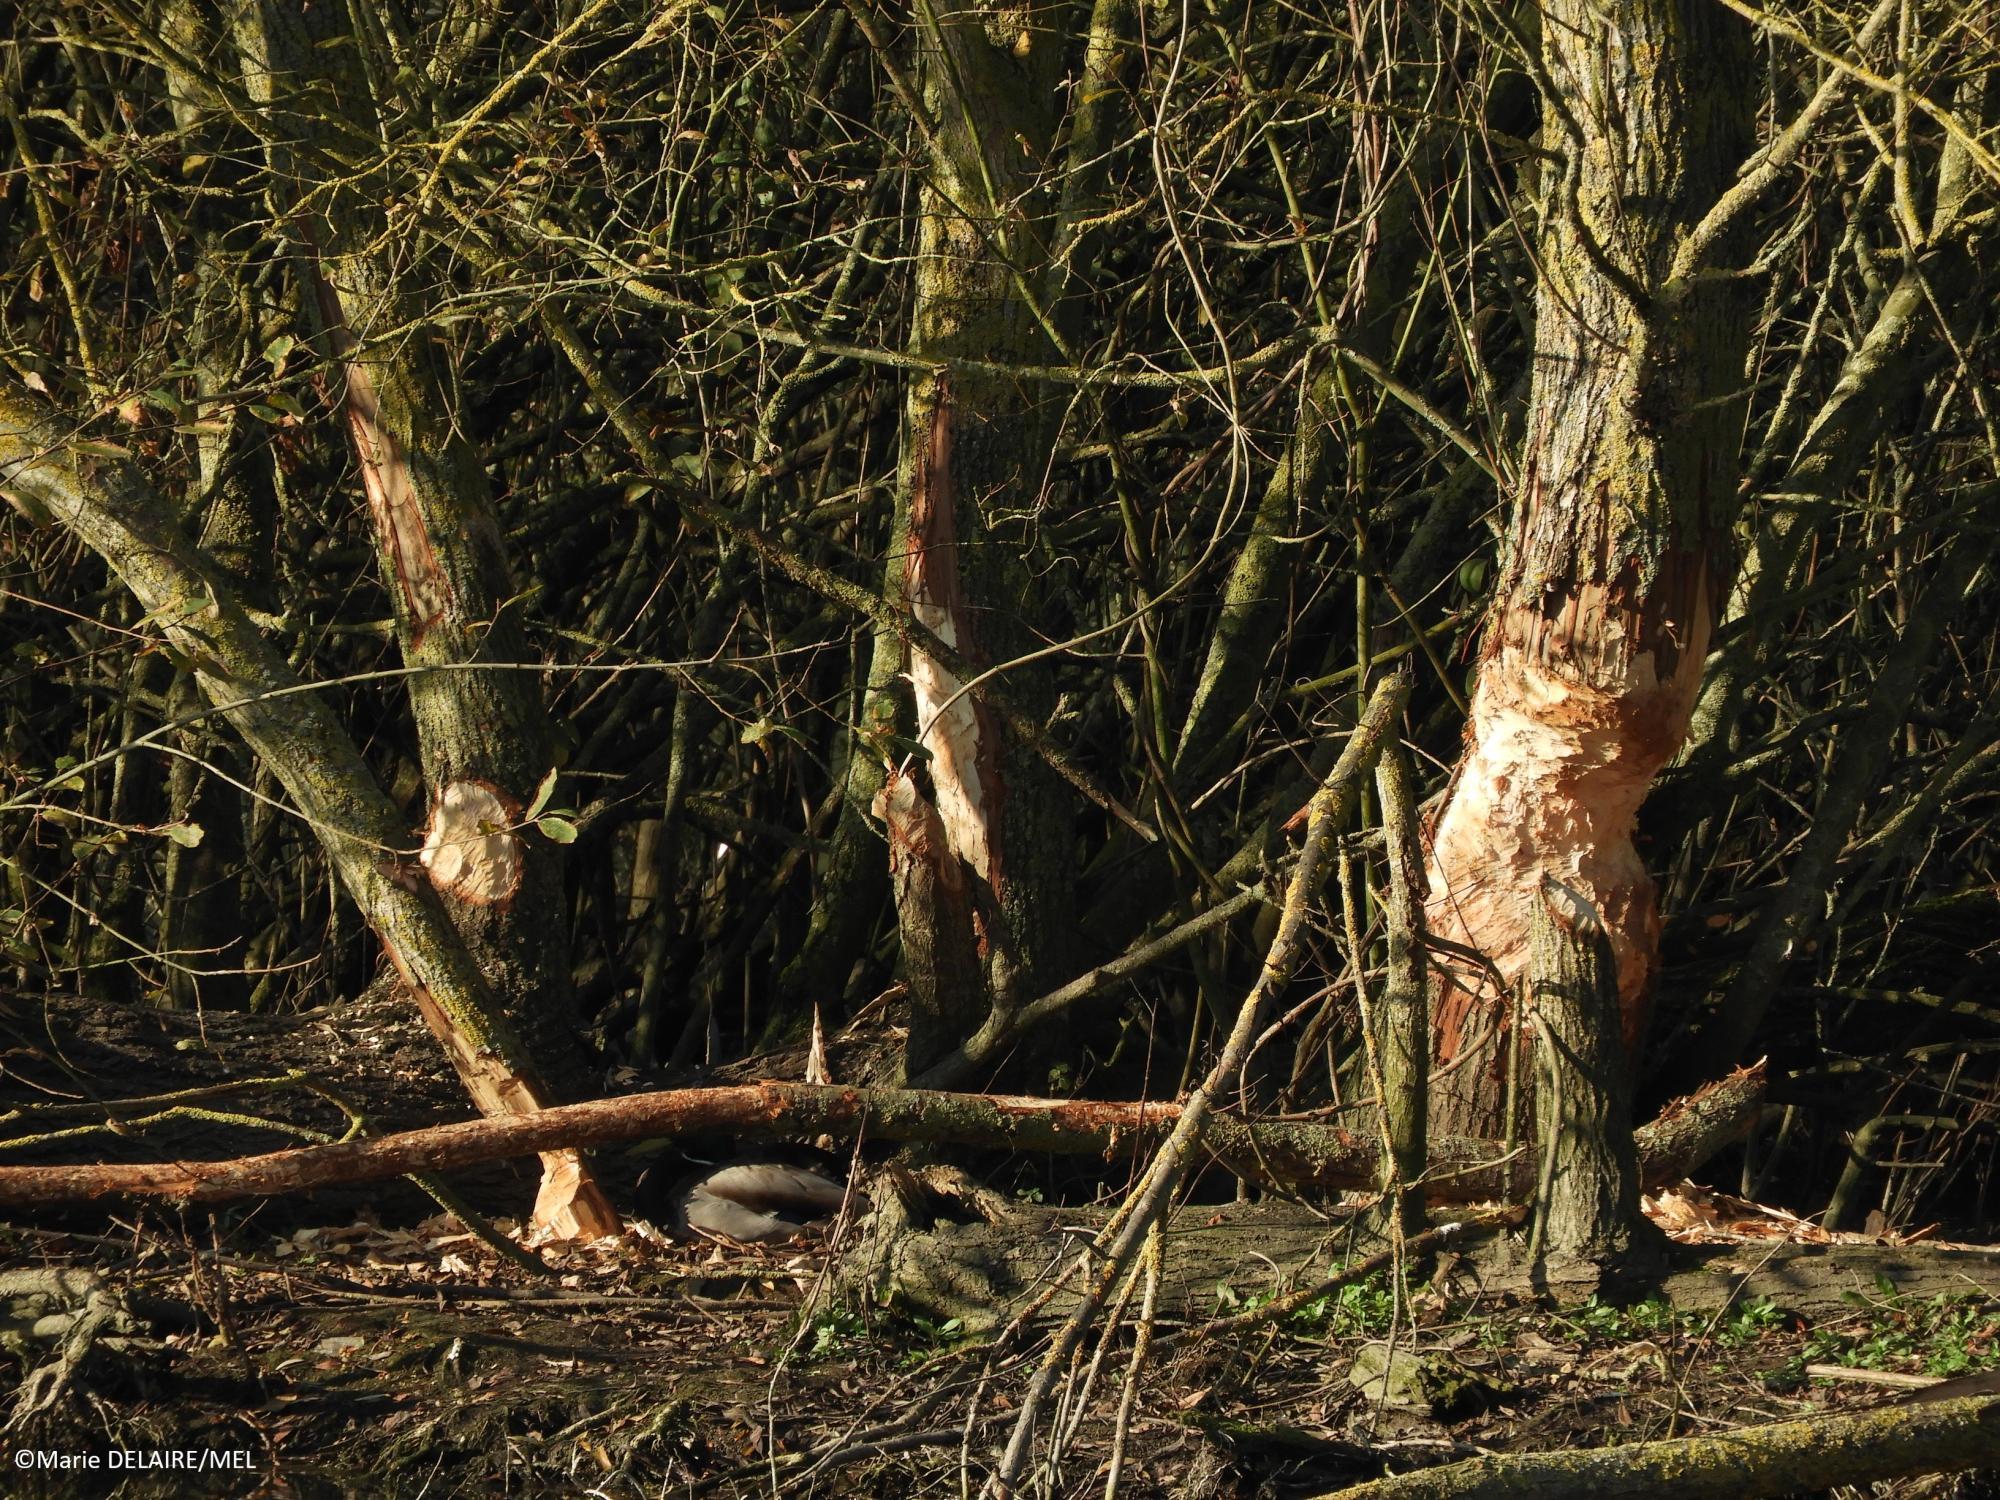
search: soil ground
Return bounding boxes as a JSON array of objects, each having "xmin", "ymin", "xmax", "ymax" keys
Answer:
[
  {"xmin": 6, "ymin": 993, "xmax": 1999, "ymax": 1497},
  {"xmin": 5, "ymin": 1201, "xmax": 2000, "ymax": 1499}
]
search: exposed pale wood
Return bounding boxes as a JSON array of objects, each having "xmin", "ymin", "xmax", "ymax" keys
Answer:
[
  {"xmin": 0, "ymin": 389, "xmax": 615, "ymax": 1242},
  {"xmin": 1424, "ymin": 0, "xmax": 1754, "ymax": 1135}
]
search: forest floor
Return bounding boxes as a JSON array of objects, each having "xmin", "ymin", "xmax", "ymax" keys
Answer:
[
  {"xmin": 6, "ymin": 994, "xmax": 2000, "ymax": 1496},
  {"xmin": 6, "ymin": 1193, "xmax": 2000, "ymax": 1500}
]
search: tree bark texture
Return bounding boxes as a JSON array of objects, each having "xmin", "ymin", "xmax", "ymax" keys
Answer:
[
  {"xmin": 0, "ymin": 389, "xmax": 616, "ymax": 1240},
  {"xmin": 1314, "ymin": 1391, "xmax": 2000, "ymax": 1500},
  {"xmin": 233, "ymin": 0, "xmax": 582, "ymax": 1092},
  {"xmin": 886, "ymin": 0, "xmax": 1076, "ymax": 1051},
  {"xmin": 1528, "ymin": 878, "xmax": 1644, "ymax": 1262},
  {"xmin": 1426, "ymin": 0, "xmax": 1753, "ymax": 1134}
]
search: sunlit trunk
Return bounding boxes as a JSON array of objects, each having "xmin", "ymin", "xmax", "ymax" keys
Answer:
[
  {"xmin": 883, "ymin": 0, "xmax": 1076, "ymax": 1077},
  {"xmin": 1425, "ymin": 0, "xmax": 1752, "ymax": 1138}
]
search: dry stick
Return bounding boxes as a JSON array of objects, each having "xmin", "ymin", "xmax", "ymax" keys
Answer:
[
  {"xmin": 1054, "ymin": 1227, "xmax": 1148, "ymax": 1462},
  {"xmin": 984, "ymin": 671, "xmax": 1413, "ymax": 1497},
  {"xmin": 1308, "ymin": 1390, "xmax": 2000, "ymax": 1500},
  {"xmin": 0, "ymin": 385, "xmax": 608, "ymax": 1241},
  {"xmin": 1372, "ymin": 740, "xmax": 1428, "ymax": 1235},
  {"xmin": 1103, "ymin": 1220, "xmax": 1163, "ymax": 1499}
]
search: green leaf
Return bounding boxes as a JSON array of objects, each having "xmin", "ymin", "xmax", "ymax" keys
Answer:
[
  {"xmin": 740, "ymin": 716, "xmax": 803, "ymax": 749},
  {"xmin": 525, "ymin": 768, "xmax": 560, "ymax": 821},
  {"xmin": 161, "ymin": 821, "xmax": 205, "ymax": 848},
  {"xmin": 537, "ymin": 816, "xmax": 577, "ymax": 845}
]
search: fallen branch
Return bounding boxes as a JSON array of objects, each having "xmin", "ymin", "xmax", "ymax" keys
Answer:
[
  {"xmin": 1313, "ymin": 1389, "xmax": 2000, "ymax": 1499},
  {"xmin": 0, "ymin": 1065, "xmax": 1764, "ymax": 1213}
]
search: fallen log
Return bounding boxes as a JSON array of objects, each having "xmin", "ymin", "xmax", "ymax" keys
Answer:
[
  {"xmin": 0, "ymin": 1065, "xmax": 1763, "ymax": 1212},
  {"xmin": 1313, "ymin": 1389, "xmax": 2000, "ymax": 1499}
]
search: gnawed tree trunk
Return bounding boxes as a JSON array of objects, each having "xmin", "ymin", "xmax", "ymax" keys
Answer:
[
  {"xmin": 875, "ymin": 768, "xmax": 985, "ymax": 1074},
  {"xmin": 0, "ymin": 389, "xmax": 616, "ymax": 1242},
  {"xmin": 1425, "ymin": 0, "xmax": 1752, "ymax": 1136},
  {"xmin": 884, "ymin": 0, "xmax": 1076, "ymax": 1071},
  {"xmin": 232, "ymin": 0, "xmax": 585, "ymax": 1098}
]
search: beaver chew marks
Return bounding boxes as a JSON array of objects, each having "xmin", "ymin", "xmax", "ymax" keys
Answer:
[{"xmin": 420, "ymin": 780, "xmax": 523, "ymax": 906}]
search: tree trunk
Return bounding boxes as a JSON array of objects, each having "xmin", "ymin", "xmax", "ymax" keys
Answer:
[
  {"xmin": 1526, "ymin": 879, "xmax": 1647, "ymax": 1266},
  {"xmin": 0, "ymin": 389, "xmax": 617, "ymax": 1241},
  {"xmin": 156, "ymin": 0, "xmax": 270, "ymax": 1012},
  {"xmin": 885, "ymin": 0, "xmax": 1075, "ymax": 1070},
  {"xmin": 1425, "ymin": 0, "xmax": 1752, "ymax": 1135},
  {"xmin": 232, "ymin": 0, "xmax": 584, "ymax": 1095}
]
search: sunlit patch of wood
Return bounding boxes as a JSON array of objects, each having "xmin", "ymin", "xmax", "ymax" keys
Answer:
[
  {"xmin": 875, "ymin": 768, "xmax": 963, "ymax": 899},
  {"xmin": 380, "ymin": 940, "xmax": 619, "ymax": 1243},
  {"xmin": 1427, "ymin": 560, "xmax": 1714, "ymax": 1067},
  {"xmin": 905, "ymin": 380, "xmax": 1002, "ymax": 887},
  {"xmin": 342, "ymin": 361, "xmax": 454, "ymax": 648},
  {"xmin": 419, "ymin": 779, "xmax": 524, "ymax": 906}
]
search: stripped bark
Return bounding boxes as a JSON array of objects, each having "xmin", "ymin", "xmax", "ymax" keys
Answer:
[
  {"xmin": 231, "ymin": 0, "xmax": 584, "ymax": 1096},
  {"xmin": 886, "ymin": 0, "xmax": 1076, "ymax": 1056},
  {"xmin": 0, "ymin": 388, "xmax": 615, "ymax": 1242},
  {"xmin": 1425, "ymin": 0, "xmax": 1754, "ymax": 1134},
  {"xmin": 874, "ymin": 767, "xmax": 985, "ymax": 1077}
]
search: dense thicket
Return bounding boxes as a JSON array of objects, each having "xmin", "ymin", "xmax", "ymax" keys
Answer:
[{"xmin": 0, "ymin": 0, "xmax": 1994, "ymax": 1232}]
